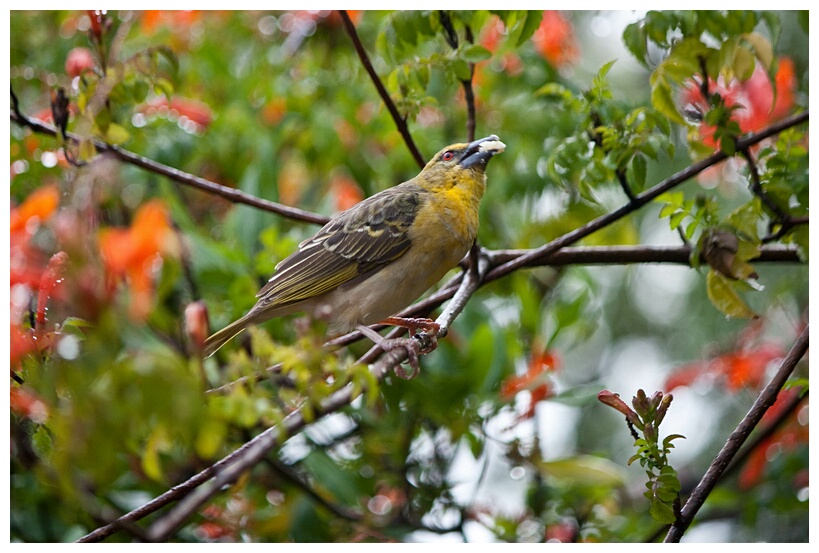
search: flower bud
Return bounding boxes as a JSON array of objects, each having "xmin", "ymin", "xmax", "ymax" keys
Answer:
[
  {"xmin": 598, "ymin": 390, "xmax": 642, "ymax": 429},
  {"xmin": 185, "ymin": 301, "xmax": 210, "ymax": 353}
]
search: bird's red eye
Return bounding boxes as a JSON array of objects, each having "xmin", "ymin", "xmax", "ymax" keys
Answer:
[{"xmin": 442, "ymin": 151, "xmax": 454, "ymax": 161}]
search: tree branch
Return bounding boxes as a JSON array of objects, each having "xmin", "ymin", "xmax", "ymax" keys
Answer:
[
  {"xmin": 739, "ymin": 147, "xmax": 789, "ymax": 222},
  {"xmin": 9, "ymin": 106, "xmax": 330, "ymax": 226},
  {"xmin": 664, "ymin": 325, "xmax": 809, "ymax": 543},
  {"xmin": 338, "ymin": 10, "xmax": 425, "ymax": 169}
]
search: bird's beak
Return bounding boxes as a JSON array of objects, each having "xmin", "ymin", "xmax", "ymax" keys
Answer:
[{"xmin": 460, "ymin": 135, "xmax": 506, "ymax": 169}]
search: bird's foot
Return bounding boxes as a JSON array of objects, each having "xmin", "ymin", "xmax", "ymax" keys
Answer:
[
  {"xmin": 381, "ymin": 316, "xmax": 440, "ymax": 354},
  {"xmin": 357, "ymin": 324, "xmax": 437, "ymax": 379}
]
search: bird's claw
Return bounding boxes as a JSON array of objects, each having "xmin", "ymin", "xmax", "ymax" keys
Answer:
[{"xmin": 358, "ymin": 325, "xmax": 439, "ymax": 379}]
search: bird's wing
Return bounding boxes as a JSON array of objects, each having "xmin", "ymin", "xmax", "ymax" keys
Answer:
[{"xmin": 255, "ymin": 184, "xmax": 425, "ymax": 307}]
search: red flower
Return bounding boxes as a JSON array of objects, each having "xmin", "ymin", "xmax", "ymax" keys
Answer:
[
  {"xmin": 65, "ymin": 47, "xmax": 95, "ymax": 78},
  {"xmin": 683, "ymin": 57, "xmax": 797, "ymax": 149},
  {"xmin": 139, "ymin": 96, "xmax": 213, "ymax": 129}
]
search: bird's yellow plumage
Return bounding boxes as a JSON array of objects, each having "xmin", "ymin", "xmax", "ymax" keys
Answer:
[{"xmin": 203, "ymin": 135, "xmax": 505, "ymax": 357}]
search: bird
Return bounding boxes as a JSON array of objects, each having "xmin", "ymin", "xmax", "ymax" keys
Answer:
[{"xmin": 203, "ymin": 135, "xmax": 506, "ymax": 358}]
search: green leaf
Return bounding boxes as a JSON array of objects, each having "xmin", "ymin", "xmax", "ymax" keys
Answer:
[
  {"xmin": 650, "ymin": 498, "xmax": 677, "ymax": 524},
  {"xmin": 141, "ymin": 425, "xmax": 168, "ymax": 482},
  {"xmin": 742, "ymin": 32, "xmax": 774, "ymax": 71},
  {"xmin": 539, "ymin": 455, "xmax": 628, "ymax": 488},
  {"xmin": 515, "ymin": 10, "xmax": 543, "ymax": 46},
  {"xmin": 461, "ymin": 44, "xmax": 491, "ymax": 63},
  {"xmin": 153, "ymin": 77, "xmax": 174, "ymax": 99},
  {"xmin": 535, "ymin": 82, "xmax": 573, "ymax": 101},
  {"xmin": 706, "ymin": 270, "xmax": 757, "ymax": 319},
  {"xmin": 651, "ymin": 79, "xmax": 686, "ymax": 125},
  {"xmin": 104, "ymin": 122, "xmax": 130, "ymax": 145},
  {"xmin": 732, "ymin": 45, "xmax": 756, "ymax": 82},
  {"xmin": 195, "ymin": 418, "xmax": 227, "ymax": 459},
  {"xmin": 391, "ymin": 12, "xmax": 419, "ymax": 45},
  {"xmin": 622, "ymin": 21, "xmax": 648, "ymax": 66},
  {"xmin": 452, "ymin": 58, "xmax": 472, "ymax": 80},
  {"xmin": 669, "ymin": 211, "xmax": 687, "ymax": 230},
  {"xmin": 78, "ymin": 138, "xmax": 97, "ymax": 161},
  {"xmin": 631, "ymin": 154, "xmax": 647, "ymax": 189}
]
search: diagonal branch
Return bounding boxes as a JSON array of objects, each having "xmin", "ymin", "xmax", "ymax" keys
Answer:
[
  {"xmin": 9, "ymin": 106, "xmax": 330, "ymax": 226},
  {"xmin": 338, "ymin": 10, "xmax": 425, "ymax": 169},
  {"xmin": 664, "ymin": 325, "xmax": 809, "ymax": 543}
]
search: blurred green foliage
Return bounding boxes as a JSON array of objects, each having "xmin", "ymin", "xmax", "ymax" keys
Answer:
[{"xmin": 10, "ymin": 10, "xmax": 808, "ymax": 543}]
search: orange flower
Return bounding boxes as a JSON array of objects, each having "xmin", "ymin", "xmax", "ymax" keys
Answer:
[
  {"xmin": 99, "ymin": 200, "xmax": 175, "ymax": 320},
  {"xmin": 141, "ymin": 10, "xmax": 202, "ymax": 35},
  {"xmin": 185, "ymin": 301, "xmax": 210, "ymax": 351},
  {"xmin": 261, "ymin": 97, "xmax": 288, "ymax": 126},
  {"xmin": 532, "ymin": 11, "xmax": 579, "ymax": 69},
  {"xmin": 10, "ymin": 185, "xmax": 61, "ymax": 295},
  {"xmin": 10, "ymin": 184, "xmax": 60, "ymax": 234},
  {"xmin": 329, "ymin": 173, "xmax": 364, "ymax": 212},
  {"xmin": 666, "ymin": 343, "xmax": 783, "ymax": 392}
]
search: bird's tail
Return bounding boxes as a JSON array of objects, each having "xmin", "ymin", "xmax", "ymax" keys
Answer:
[{"xmin": 202, "ymin": 313, "xmax": 257, "ymax": 358}]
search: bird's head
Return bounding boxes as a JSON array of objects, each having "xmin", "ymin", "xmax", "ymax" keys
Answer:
[{"xmin": 417, "ymin": 135, "xmax": 506, "ymax": 194}]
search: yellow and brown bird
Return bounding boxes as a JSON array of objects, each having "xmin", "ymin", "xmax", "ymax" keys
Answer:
[{"xmin": 203, "ymin": 135, "xmax": 505, "ymax": 357}]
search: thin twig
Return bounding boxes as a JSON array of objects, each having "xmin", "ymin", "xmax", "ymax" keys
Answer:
[
  {"xmin": 266, "ymin": 458, "xmax": 363, "ymax": 521},
  {"xmin": 589, "ymin": 111, "xmax": 635, "ymax": 201},
  {"xmin": 438, "ymin": 11, "xmax": 477, "ymax": 142},
  {"xmin": 664, "ymin": 325, "xmax": 809, "ymax": 543},
  {"xmin": 463, "ymin": 24, "xmax": 476, "ymax": 142},
  {"xmin": 338, "ymin": 10, "xmax": 425, "ymax": 169},
  {"xmin": 740, "ymin": 147, "xmax": 789, "ymax": 221}
]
